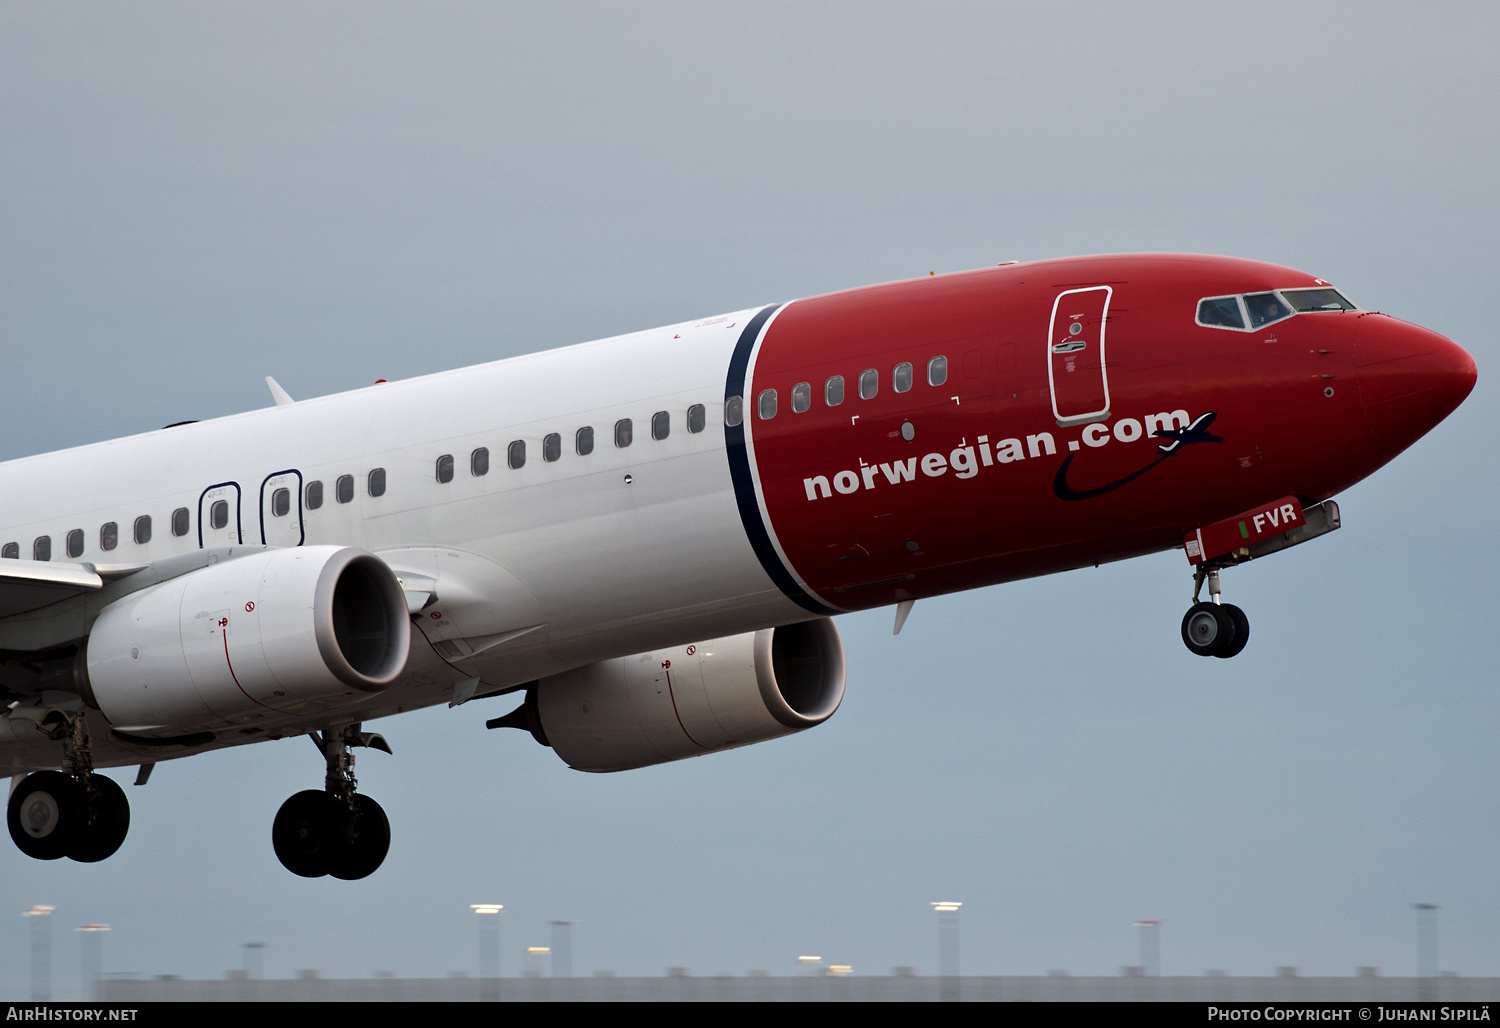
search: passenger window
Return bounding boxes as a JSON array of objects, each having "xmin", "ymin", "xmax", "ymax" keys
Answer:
[
  {"xmin": 436, "ymin": 454, "xmax": 455, "ymax": 484},
  {"xmin": 687, "ymin": 404, "xmax": 706, "ymax": 433},
  {"xmin": 651, "ymin": 411, "xmax": 670, "ymax": 440},
  {"xmin": 272, "ymin": 488, "xmax": 291, "ymax": 517},
  {"xmin": 134, "ymin": 516, "xmax": 152, "ymax": 544},
  {"xmin": 576, "ymin": 427, "xmax": 595, "ymax": 456},
  {"xmin": 1245, "ymin": 292, "xmax": 1292, "ymax": 328},
  {"xmin": 859, "ymin": 369, "xmax": 878, "ymax": 400},
  {"xmin": 66, "ymin": 529, "xmax": 84, "ymax": 559},
  {"xmin": 1, "ymin": 543, "xmax": 16, "ymax": 559},
  {"xmin": 508, "ymin": 440, "xmax": 526, "ymax": 468},
  {"xmin": 825, "ymin": 376, "xmax": 845, "ymax": 406},
  {"xmin": 757, "ymin": 389, "xmax": 777, "ymax": 420},
  {"xmin": 927, "ymin": 356, "xmax": 948, "ymax": 387},
  {"xmin": 305, "ymin": 482, "xmax": 323, "ymax": 511},
  {"xmin": 725, "ymin": 396, "xmax": 743, "ymax": 428},
  {"xmin": 543, "ymin": 433, "xmax": 562, "ymax": 462},
  {"xmin": 33, "ymin": 536, "xmax": 50, "ymax": 561},
  {"xmin": 336, "ymin": 475, "xmax": 355, "ymax": 504},
  {"xmin": 471, "ymin": 447, "xmax": 490, "ymax": 476},
  {"xmin": 211, "ymin": 500, "xmax": 229, "ymax": 530},
  {"xmin": 1197, "ymin": 296, "xmax": 1245, "ymax": 329},
  {"xmin": 614, "ymin": 419, "xmax": 633, "ymax": 448},
  {"xmin": 791, "ymin": 382, "xmax": 811, "ymax": 413},
  {"xmin": 893, "ymin": 363, "xmax": 913, "ymax": 393},
  {"xmin": 368, "ymin": 468, "xmax": 386, "ymax": 497},
  {"xmin": 100, "ymin": 522, "xmax": 119, "ymax": 551}
]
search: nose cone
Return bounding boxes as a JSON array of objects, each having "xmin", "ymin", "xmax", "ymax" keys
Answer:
[{"xmin": 1355, "ymin": 314, "xmax": 1476, "ymax": 443}]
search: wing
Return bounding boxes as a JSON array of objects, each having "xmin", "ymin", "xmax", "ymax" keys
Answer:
[
  {"xmin": 0, "ymin": 559, "xmax": 103, "ymax": 617},
  {"xmin": 0, "ymin": 560, "xmax": 150, "ymax": 619}
]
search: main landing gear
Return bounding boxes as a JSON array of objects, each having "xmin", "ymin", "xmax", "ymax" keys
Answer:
[
  {"xmin": 272, "ymin": 724, "xmax": 392, "ymax": 880},
  {"xmin": 1181, "ymin": 564, "xmax": 1250, "ymax": 659},
  {"xmin": 6, "ymin": 716, "xmax": 130, "ymax": 863}
]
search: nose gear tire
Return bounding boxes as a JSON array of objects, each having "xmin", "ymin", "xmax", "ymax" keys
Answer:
[{"xmin": 1214, "ymin": 603, "xmax": 1250, "ymax": 659}]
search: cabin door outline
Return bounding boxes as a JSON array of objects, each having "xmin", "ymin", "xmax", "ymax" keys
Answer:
[
  {"xmin": 1047, "ymin": 286, "xmax": 1112, "ymax": 427},
  {"xmin": 197, "ymin": 482, "xmax": 242, "ymax": 548},
  {"xmin": 259, "ymin": 469, "xmax": 305, "ymax": 547}
]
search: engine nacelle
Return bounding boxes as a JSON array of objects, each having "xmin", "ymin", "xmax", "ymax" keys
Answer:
[
  {"xmin": 85, "ymin": 546, "xmax": 410, "ymax": 735},
  {"xmin": 536, "ymin": 618, "xmax": 845, "ymax": 772}
]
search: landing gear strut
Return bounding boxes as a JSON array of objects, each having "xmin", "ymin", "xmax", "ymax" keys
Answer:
[
  {"xmin": 271, "ymin": 724, "xmax": 391, "ymax": 880},
  {"xmin": 6, "ymin": 716, "xmax": 130, "ymax": 863},
  {"xmin": 1181, "ymin": 564, "xmax": 1250, "ymax": 659}
]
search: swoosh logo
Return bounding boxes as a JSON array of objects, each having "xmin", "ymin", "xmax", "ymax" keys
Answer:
[{"xmin": 1053, "ymin": 412, "xmax": 1223, "ymax": 501}]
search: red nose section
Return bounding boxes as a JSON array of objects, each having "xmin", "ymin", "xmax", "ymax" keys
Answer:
[{"xmin": 1355, "ymin": 314, "xmax": 1476, "ymax": 443}]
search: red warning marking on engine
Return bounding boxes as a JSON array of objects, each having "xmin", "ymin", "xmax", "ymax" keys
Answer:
[
  {"xmin": 662, "ymin": 664, "xmax": 707, "ymax": 750},
  {"xmin": 244, "ymin": 601, "xmax": 255, "ymax": 612},
  {"xmin": 219, "ymin": 618, "xmax": 273, "ymax": 709}
]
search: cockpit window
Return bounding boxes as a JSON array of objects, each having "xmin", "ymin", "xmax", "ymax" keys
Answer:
[
  {"xmin": 1281, "ymin": 288, "xmax": 1356, "ymax": 312},
  {"xmin": 1244, "ymin": 292, "xmax": 1293, "ymax": 328},
  {"xmin": 1197, "ymin": 296, "xmax": 1245, "ymax": 329}
]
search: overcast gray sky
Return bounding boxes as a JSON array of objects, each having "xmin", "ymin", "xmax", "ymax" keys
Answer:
[{"xmin": 2, "ymin": 1, "xmax": 1498, "ymax": 992}]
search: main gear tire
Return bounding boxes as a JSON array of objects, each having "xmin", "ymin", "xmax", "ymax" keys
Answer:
[
  {"xmin": 327, "ymin": 794, "xmax": 390, "ymax": 881},
  {"xmin": 8, "ymin": 771, "xmax": 84, "ymax": 861},
  {"xmin": 68, "ymin": 774, "xmax": 131, "ymax": 863},
  {"xmin": 272, "ymin": 790, "xmax": 340, "ymax": 878}
]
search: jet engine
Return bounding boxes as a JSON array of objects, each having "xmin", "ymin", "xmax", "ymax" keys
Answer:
[
  {"xmin": 529, "ymin": 618, "xmax": 845, "ymax": 772},
  {"xmin": 83, "ymin": 546, "xmax": 409, "ymax": 735}
]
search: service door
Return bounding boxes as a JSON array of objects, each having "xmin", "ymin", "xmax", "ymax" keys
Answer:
[
  {"xmin": 1047, "ymin": 286, "xmax": 1112, "ymax": 426},
  {"xmin": 259, "ymin": 470, "xmax": 304, "ymax": 547},
  {"xmin": 198, "ymin": 482, "xmax": 242, "ymax": 548}
]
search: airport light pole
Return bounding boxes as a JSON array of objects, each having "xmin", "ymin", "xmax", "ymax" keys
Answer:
[
  {"xmin": 472, "ymin": 904, "xmax": 503, "ymax": 1000},
  {"xmin": 76, "ymin": 924, "xmax": 109, "ymax": 1000},
  {"xmin": 931, "ymin": 901, "xmax": 962, "ymax": 1002},
  {"xmin": 1133, "ymin": 919, "xmax": 1161, "ymax": 977},
  {"xmin": 242, "ymin": 942, "xmax": 266, "ymax": 980},
  {"xmin": 549, "ymin": 921, "xmax": 576, "ymax": 979},
  {"xmin": 23, "ymin": 906, "xmax": 55, "ymax": 1001},
  {"xmin": 1415, "ymin": 903, "xmax": 1438, "ymax": 1000}
]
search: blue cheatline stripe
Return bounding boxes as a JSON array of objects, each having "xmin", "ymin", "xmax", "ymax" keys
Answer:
[{"xmin": 724, "ymin": 304, "xmax": 840, "ymax": 616}]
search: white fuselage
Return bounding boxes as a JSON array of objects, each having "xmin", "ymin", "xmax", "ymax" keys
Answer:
[{"xmin": 0, "ymin": 307, "xmax": 808, "ymax": 770}]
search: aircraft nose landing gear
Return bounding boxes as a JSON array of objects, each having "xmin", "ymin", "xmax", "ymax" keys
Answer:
[
  {"xmin": 272, "ymin": 724, "xmax": 391, "ymax": 880},
  {"xmin": 1181, "ymin": 565, "xmax": 1250, "ymax": 659}
]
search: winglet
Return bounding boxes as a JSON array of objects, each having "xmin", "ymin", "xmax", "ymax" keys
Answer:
[{"xmin": 266, "ymin": 376, "xmax": 295, "ymax": 407}]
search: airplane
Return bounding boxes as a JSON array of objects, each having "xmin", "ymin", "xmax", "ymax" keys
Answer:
[{"xmin": 0, "ymin": 253, "xmax": 1476, "ymax": 879}]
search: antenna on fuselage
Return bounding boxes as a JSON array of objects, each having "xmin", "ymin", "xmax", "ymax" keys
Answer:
[{"xmin": 265, "ymin": 376, "xmax": 295, "ymax": 407}]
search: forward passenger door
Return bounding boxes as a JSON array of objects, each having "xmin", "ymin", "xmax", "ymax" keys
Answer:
[{"xmin": 1047, "ymin": 286, "xmax": 1112, "ymax": 426}]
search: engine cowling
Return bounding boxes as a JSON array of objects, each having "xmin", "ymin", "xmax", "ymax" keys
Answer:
[
  {"xmin": 85, "ymin": 546, "xmax": 409, "ymax": 735},
  {"xmin": 536, "ymin": 618, "xmax": 845, "ymax": 772}
]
